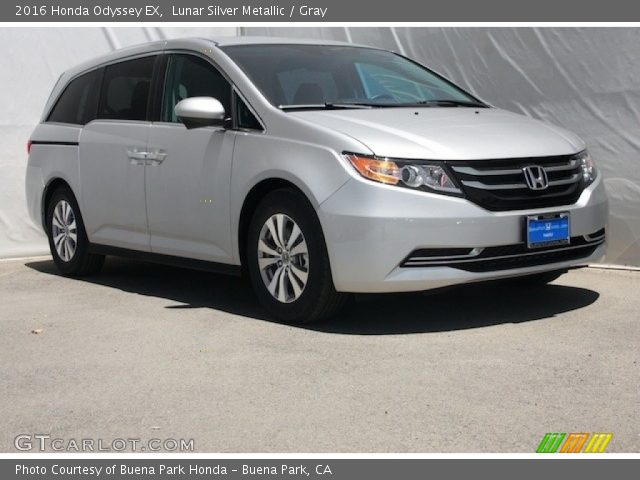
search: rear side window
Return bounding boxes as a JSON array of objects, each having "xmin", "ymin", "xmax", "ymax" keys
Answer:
[
  {"xmin": 98, "ymin": 56, "xmax": 155, "ymax": 121},
  {"xmin": 47, "ymin": 69, "xmax": 100, "ymax": 125}
]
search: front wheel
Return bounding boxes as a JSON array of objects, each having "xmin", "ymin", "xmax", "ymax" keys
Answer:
[{"xmin": 246, "ymin": 189, "xmax": 347, "ymax": 323}]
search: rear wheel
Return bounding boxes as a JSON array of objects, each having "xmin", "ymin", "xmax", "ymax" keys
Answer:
[
  {"xmin": 46, "ymin": 186, "xmax": 104, "ymax": 276},
  {"xmin": 246, "ymin": 189, "xmax": 347, "ymax": 323}
]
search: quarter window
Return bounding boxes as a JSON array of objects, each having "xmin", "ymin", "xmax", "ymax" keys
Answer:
[
  {"xmin": 162, "ymin": 54, "xmax": 231, "ymax": 123},
  {"xmin": 235, "ymin": 96, "xmax": 262, "ymax": 130},
  {"xmin": 47, "ymin": 69, "xmax": 100, "ymax": 125},
  {"xmin": 98, "ymin": 56, "xmax": 155, "ymax": 121}
]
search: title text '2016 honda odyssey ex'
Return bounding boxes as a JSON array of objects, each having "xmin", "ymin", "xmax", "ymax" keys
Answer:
[{"xmin": 26, "ymin": 37, "xmax": 608, "ymax": 323}]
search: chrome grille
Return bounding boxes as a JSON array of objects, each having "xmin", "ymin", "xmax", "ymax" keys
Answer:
[{"xmin": 446, "ymin": 154, "xmax": 585, "ymax": 211}]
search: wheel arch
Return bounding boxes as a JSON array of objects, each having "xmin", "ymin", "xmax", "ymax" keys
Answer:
[
  {"xmin": 42, "ymin": 177, "xmax": 77, "ymax": 232},
  {"xmin": 237, "ymin": 178, "xmax": 315, "ymax": 272}
]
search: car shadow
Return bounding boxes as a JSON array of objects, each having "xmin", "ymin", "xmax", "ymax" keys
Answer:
[{"xmin": 25, "ymin": 257, "xmax": 600, "ymax": 335}]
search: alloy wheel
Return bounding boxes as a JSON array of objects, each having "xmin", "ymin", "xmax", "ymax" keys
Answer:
[
  {"xmin": 51, "ymin": 199, "xmax": 78, "ymax": 262},
  {"xmin": 257, "ymin": 213, "xmax": 309, "ymax": 303}
]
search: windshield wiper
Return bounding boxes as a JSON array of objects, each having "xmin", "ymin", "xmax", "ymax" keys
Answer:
[
  {"xmin": 409, "ymin": 99, "xmax": 488, "ymax": 108},
  {"xmin": 279, "ymin": 102, "xmax": 374, "ymax": 111},
  {"xmin": 279, "ymin": 100, "xmax": 488, "ymax": 111}
]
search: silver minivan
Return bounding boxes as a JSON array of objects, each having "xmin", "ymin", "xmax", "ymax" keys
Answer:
[{"xmin": 26, "ymin": 37, "xmax": 608, "ymax": 323}]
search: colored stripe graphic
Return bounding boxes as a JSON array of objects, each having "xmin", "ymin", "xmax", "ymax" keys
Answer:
[
  {"xmin": 536, "ymin": 433, "xmax": 566, "ymax": 453},
  {"xmin": 560, "ymin": 433, "xmax": 589, "ymax": 453},
  {"xmin": 537, "ymin": 433, "xmax": 613, "ymax": 453},
  {"xmin": 583, "ymin": 433, "xmax": 613, "ymax": 453}
]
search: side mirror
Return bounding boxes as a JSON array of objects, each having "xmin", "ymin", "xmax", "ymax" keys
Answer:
[{"xmin": 175, "ymin": 97, "xmax": 226, "ymax": 129}]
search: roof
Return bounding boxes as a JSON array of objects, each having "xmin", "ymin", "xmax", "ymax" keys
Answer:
[
  {"xmin": 59, "ymin": 37, "xmax": 378, "ymax": 86},
  {"xmin": 207, "ymin": 36, "xmax": 365, "ymax": 47}
]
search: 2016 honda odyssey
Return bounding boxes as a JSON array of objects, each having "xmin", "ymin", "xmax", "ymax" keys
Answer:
[{"xmin": 26, "ymin": 37, "xmax": 608, "ymax": 323}]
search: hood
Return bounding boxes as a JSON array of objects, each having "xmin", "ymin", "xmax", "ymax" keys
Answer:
[{"xmin": 290, "ymin": 107, "xmax": 584, "ymax": 160}]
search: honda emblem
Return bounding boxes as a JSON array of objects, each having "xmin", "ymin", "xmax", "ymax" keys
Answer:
[{"xmin": 522, "ymin": 165, "xmax": 549, "ymax": 190}]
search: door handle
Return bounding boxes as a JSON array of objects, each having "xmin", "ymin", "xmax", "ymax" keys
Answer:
[
  {"xmin": 126, "ymin": 148, "xmax": 167, "ymax": 166},
  {"xmin": 146, "ymin": 150, "xmax": 167, "ymax": 166},
  {"xmin": 127, "ymin": 148, "xmax": 149, "ymax": 166}
]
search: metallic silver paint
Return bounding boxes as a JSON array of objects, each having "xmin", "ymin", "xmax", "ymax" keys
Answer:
[
  {"xmin": 26, "ymin": 38, "xmax": 609, "ymax": 295},
  {"xmin": 79, "ymin": 121, "xmax": 151, "ymax": 251},
  {"xmin": 317, "ymin": 172, "xmax": 608, "ymax": 292},
  {"xmin": 288, "ymin": 108, "xmax": 585, "ymax": 160},
  {"xmin": 174, "ymin": 97, "xmax": 226, "ymax": 121},
  {"xmin": 145, "ymin": 123, "xmax": 235, "ymax": 262}
]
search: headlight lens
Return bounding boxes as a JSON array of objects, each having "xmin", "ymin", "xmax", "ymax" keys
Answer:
[
  {"xmin": 345, "ymin": 154, "xmax": 401, "ymax": 185},
  {"xmin": 576, "ymin": 150, "xmax": 597, "ymax": 185},
  {"xmin": 344, "ymin": 154, "xmax": 462, "ymax": 195}
]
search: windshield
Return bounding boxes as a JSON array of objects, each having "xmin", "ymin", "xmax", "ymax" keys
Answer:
[{"xmin": 221, "ymin": 44, "xmax": 485, "ymax": 109}]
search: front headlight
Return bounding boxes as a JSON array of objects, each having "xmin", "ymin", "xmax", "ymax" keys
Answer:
[
  {"xmin": 576, "ymin": 150, "xmax": 597, "ymax": 186},
  {"xmin": 344, "ymin": 153, "xmax": 462, "ymax": 196}
]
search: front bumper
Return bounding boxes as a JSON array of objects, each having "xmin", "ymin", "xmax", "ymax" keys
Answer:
[{"xmin": 317, "ymin": 172, "xmax": 608, "ymax": 293}]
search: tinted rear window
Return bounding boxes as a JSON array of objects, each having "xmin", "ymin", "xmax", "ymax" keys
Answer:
[
  {"xmin": 47, "ymin": 69, "xmax": 101, "ymax": 125},
  {"xmin": 98, "ymin": 56, "xmax": 155, "ymax": 121}
]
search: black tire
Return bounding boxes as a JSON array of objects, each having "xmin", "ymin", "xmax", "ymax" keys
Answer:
[
  {"xmin": 246, "ymin": 188, "xmax": 347, "ymax": 323},
  {"xmin": 508, "ymin": 269, "xmax": 566, "ymax": 287},
  {"xmin": 46, "ymin": 186, "xmax": 104, "ymax": 276}
]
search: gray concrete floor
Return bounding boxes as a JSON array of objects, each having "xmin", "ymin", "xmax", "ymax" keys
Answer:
[{"xmin": 0, "ymin": 257, "xmax": 638, "ymax": 452}]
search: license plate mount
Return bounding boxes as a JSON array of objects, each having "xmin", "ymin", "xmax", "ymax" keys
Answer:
[{"xmin": 526, "ymin": 213, "xmax": 570, "ymax": 249}]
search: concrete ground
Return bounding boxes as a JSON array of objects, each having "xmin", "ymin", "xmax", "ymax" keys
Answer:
[{"xmin": 0, "ymin": 257, "xmax": 638, "ymax": 453}]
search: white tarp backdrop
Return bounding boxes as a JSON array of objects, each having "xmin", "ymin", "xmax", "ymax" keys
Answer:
[{"xmin": 2, "ymin": 27, "xmax": 638, "ymax": 266}]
